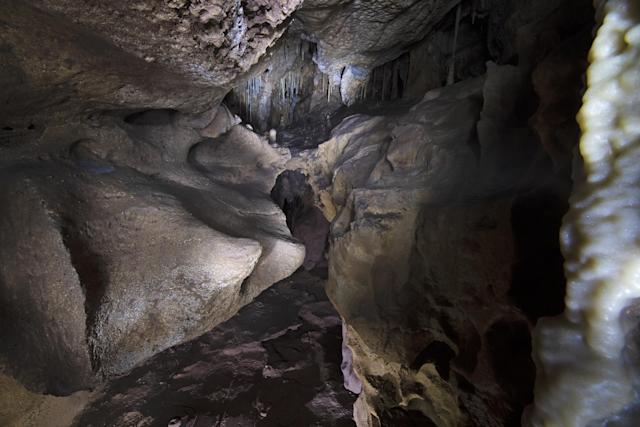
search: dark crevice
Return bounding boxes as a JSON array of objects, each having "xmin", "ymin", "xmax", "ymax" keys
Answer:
[
  {"xmin": 378, "ymin": 407, "xmax": 438, "ymax": 427},
  {"xmin": 485, "ymin": 319, "xmax": 535, "ymax": 425},
  {"xmin": 124, "ymin": 109, "xmax": 178, "ymax": 125},
  {"xmin": 509, "ymin": 186, "xmax": 569, "ymax": 321},
  {"xmin": 271, "ymin": 170, "xmax": 329, "ymax": 272},
  {"xmin": 410, "ymin": 340, "xmax": 456, "ymax": 380}
]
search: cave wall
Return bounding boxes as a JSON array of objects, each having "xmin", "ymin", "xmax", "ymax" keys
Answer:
[
  {"xmin": 292, "ymin": 0, "xmax": 594, "ymax": 424},
  {"xmin": 4, "ymin": 1, "xmax": 636, "ymax": 426},
  {"xmin": 0, "ymin": 108, "xmax": 305, "ymax": 396},
  {"xmin": 0, "ymin": 0, "xmax": 304, "ymax": 131}
]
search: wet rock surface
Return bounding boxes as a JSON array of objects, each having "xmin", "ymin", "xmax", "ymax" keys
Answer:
[{"xmin": 72, "ymin": 269, "xmax": 356, "ymax": 427}]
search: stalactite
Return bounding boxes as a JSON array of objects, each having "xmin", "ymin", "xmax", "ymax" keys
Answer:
[
  {"xmin": 243, "ymin": 75, "xmax": 265, "ymax": 123},
  {"xmin": 447, "ymin": 2, "xmax": 462, "ymax": 86},
  {"xmin": 528, "ymin": 0, "xmax": 640, "ymax": 424},
  {"xmin": 381, "ymin": 66, "xmax": 387, "ymax": 101},
  {"xmin": 391, "ymin": 62, "xmax": 398, "ymax": 100},
  {"xmin": 362, "ymin": 79, "xmax": 366, "ymax": 102},
  {"xmin": 224, "ymin": 38, "xmax": 321, "ymax": 129}
]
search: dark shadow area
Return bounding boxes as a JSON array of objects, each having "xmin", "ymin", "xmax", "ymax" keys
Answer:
[
  {"xmin": 271, "ymin": 170, "xmax": 329, "ymax": 272},
  {"xmin": 124, "ymin": 109, "xmax": 179, "ymax": 126},
  {"xmin": 410, "ymin": 340, "xmax": 456, "ymax": 380},
  {"xmin": 485, "ymin": 319, "xmax": 536, "ymax": 427},
  {"xmin": 378, "ymin": 407, "xmax": 438, "ymax": 427},
  {"xmin": 509, "ymin": 186, "xmax": 569, "ymax": 321}
]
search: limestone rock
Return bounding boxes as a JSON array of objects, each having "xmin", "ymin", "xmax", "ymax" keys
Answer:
[
  {"xmin": 191, "ymin": 124, "xmax": 291, "ymax": 193},
  {"xmin": 0, "ymin": 111, "xmax": 304, "ymax": 394},
  {"xmin": 0, "ymin": 0, "xmax": 302, "ymax": 127},
  {"xmin": 298, "ymin": 0, "xmax": 459, "ymax": 79},
  {"xmin": 199, "ymin": 104, "xmax": 242, "ymax": 139},
  {"xmin": 527, "ymin": 0, "xmax": 640, "ymax": 424},
  {"xmin": 296, "ymin": 63, "xmax": 569, "ymax": 425}
]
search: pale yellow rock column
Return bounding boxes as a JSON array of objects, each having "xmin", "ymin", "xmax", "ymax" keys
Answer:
[{"xmin": 527, "ymin": 0, "xmax": 640, "ymax": 425}]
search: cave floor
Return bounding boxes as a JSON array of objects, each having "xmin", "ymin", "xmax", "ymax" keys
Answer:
[{"xmin": 73, "ymin": 269, "xmax": 356, "ymax": 427}]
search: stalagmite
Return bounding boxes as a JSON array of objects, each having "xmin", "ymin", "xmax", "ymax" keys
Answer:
[{"xmin": 527, "ymin": 0, "xmax": 640, "ymax": 425}]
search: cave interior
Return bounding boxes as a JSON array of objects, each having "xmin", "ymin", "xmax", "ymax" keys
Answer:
[{"xmin": 1, "ymin": 0, "xmax": 639, "ymax": 426}]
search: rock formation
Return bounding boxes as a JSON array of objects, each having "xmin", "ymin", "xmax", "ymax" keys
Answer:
[
  {"xmin": 1, "ymin": 0, "xmax": 638, "ymax": 426},
  {"xmin": 0, "ymin": 110, "xmax": 304, "ymax": 394},
  {"xmin": 294, "ymin": 64, "xmax": 564, "ymax": 425},
  {"xmin": 526, "ymin": 0, "xmax": 640, "ymax": 425}
]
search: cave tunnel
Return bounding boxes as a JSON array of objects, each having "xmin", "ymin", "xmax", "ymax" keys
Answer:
[{"xmin": 1, "ymin": 0, "xmax": 639, "ymax": 426}]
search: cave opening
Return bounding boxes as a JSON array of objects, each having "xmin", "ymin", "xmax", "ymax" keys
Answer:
[
  {"xmin": 271, "ymin": 170, "xmax": 330, "ymax": 274},
  {"xmin": 2, "ymin": 0, "xmax": 639, "ymax": 426}
]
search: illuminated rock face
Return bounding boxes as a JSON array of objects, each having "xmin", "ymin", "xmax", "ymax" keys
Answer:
[
  {"xmin": 297, "ymin": 0, "xmax": 459, "ymax": 78},
  {"xmin": 288, "ymin": 2, "xmax": 595, "ymax": 424},
  {"xmin": 527, "ymin": 0, "xmax": 640, "ymax": 425},
  {"xmin": 0, "ymin": 112, "xmax": 304, "ymax": 394},
  {"xmin": 0, "ymin": 0, "xmax": 302, "ymax": 127}
]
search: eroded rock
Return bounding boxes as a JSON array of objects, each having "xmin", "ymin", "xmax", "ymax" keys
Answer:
[
  {"xmin": 293, "ymin": 55, "xmax": 580, "ymax": 424},
  {"xmin": 0, "ymin": 0, "xmax": 302, "ymax": 128},
  {"xmin": 0, "ymin": 112, "xmax": 304, "ymax": 394}
]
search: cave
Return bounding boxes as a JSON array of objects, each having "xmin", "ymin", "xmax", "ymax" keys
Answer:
[{"xmin": 1, "ymin": 0, "xmax": 639, "ymax": 426}]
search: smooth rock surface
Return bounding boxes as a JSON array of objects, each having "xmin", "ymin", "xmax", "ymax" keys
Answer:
[{"xmin": 0, "ymin": 112, "xmax": 304, "ymax": 395}]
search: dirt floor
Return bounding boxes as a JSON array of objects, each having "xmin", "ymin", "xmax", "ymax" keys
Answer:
[{"xmin": 66, "ymin": 269, "xmax": 356, "ymax": 427}]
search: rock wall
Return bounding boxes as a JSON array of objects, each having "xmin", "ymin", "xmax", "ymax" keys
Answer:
[
  {"xmin": 300, "ymin": 71, "xmax": 535, "ymax": 426},
  {"xmin": 292, "ymin": 0, "xmax": 594, "ymax": 424},
  {"xmin": 2, "ymin": 0, "xmax": 503, "ymax": 406},
  {"xmin": 297, "ymin": 0, "xmax": 459, "ymax": 79},
  {"xmin": 1, "ymin": 1, "xmax": 624, "ymax": 426},
  {"xmin": 0, "ymin": 0, "xmax": 302, "ymax": 128},
  {"xmin": 1, "ymin": 0, "xmax": 313, "ymax": 398},
  {"xmin": 0, "ymin": 110, "xmax": 304, "ymax": 395}
]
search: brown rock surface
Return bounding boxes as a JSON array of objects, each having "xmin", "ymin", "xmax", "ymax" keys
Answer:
[
  {"xmin": 294, "ymin": 58, "xmax": 579, "ymax": 425},
  {"xmin": 297, "ymin": 0, "xmax": 459, "ymax": 77}
]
